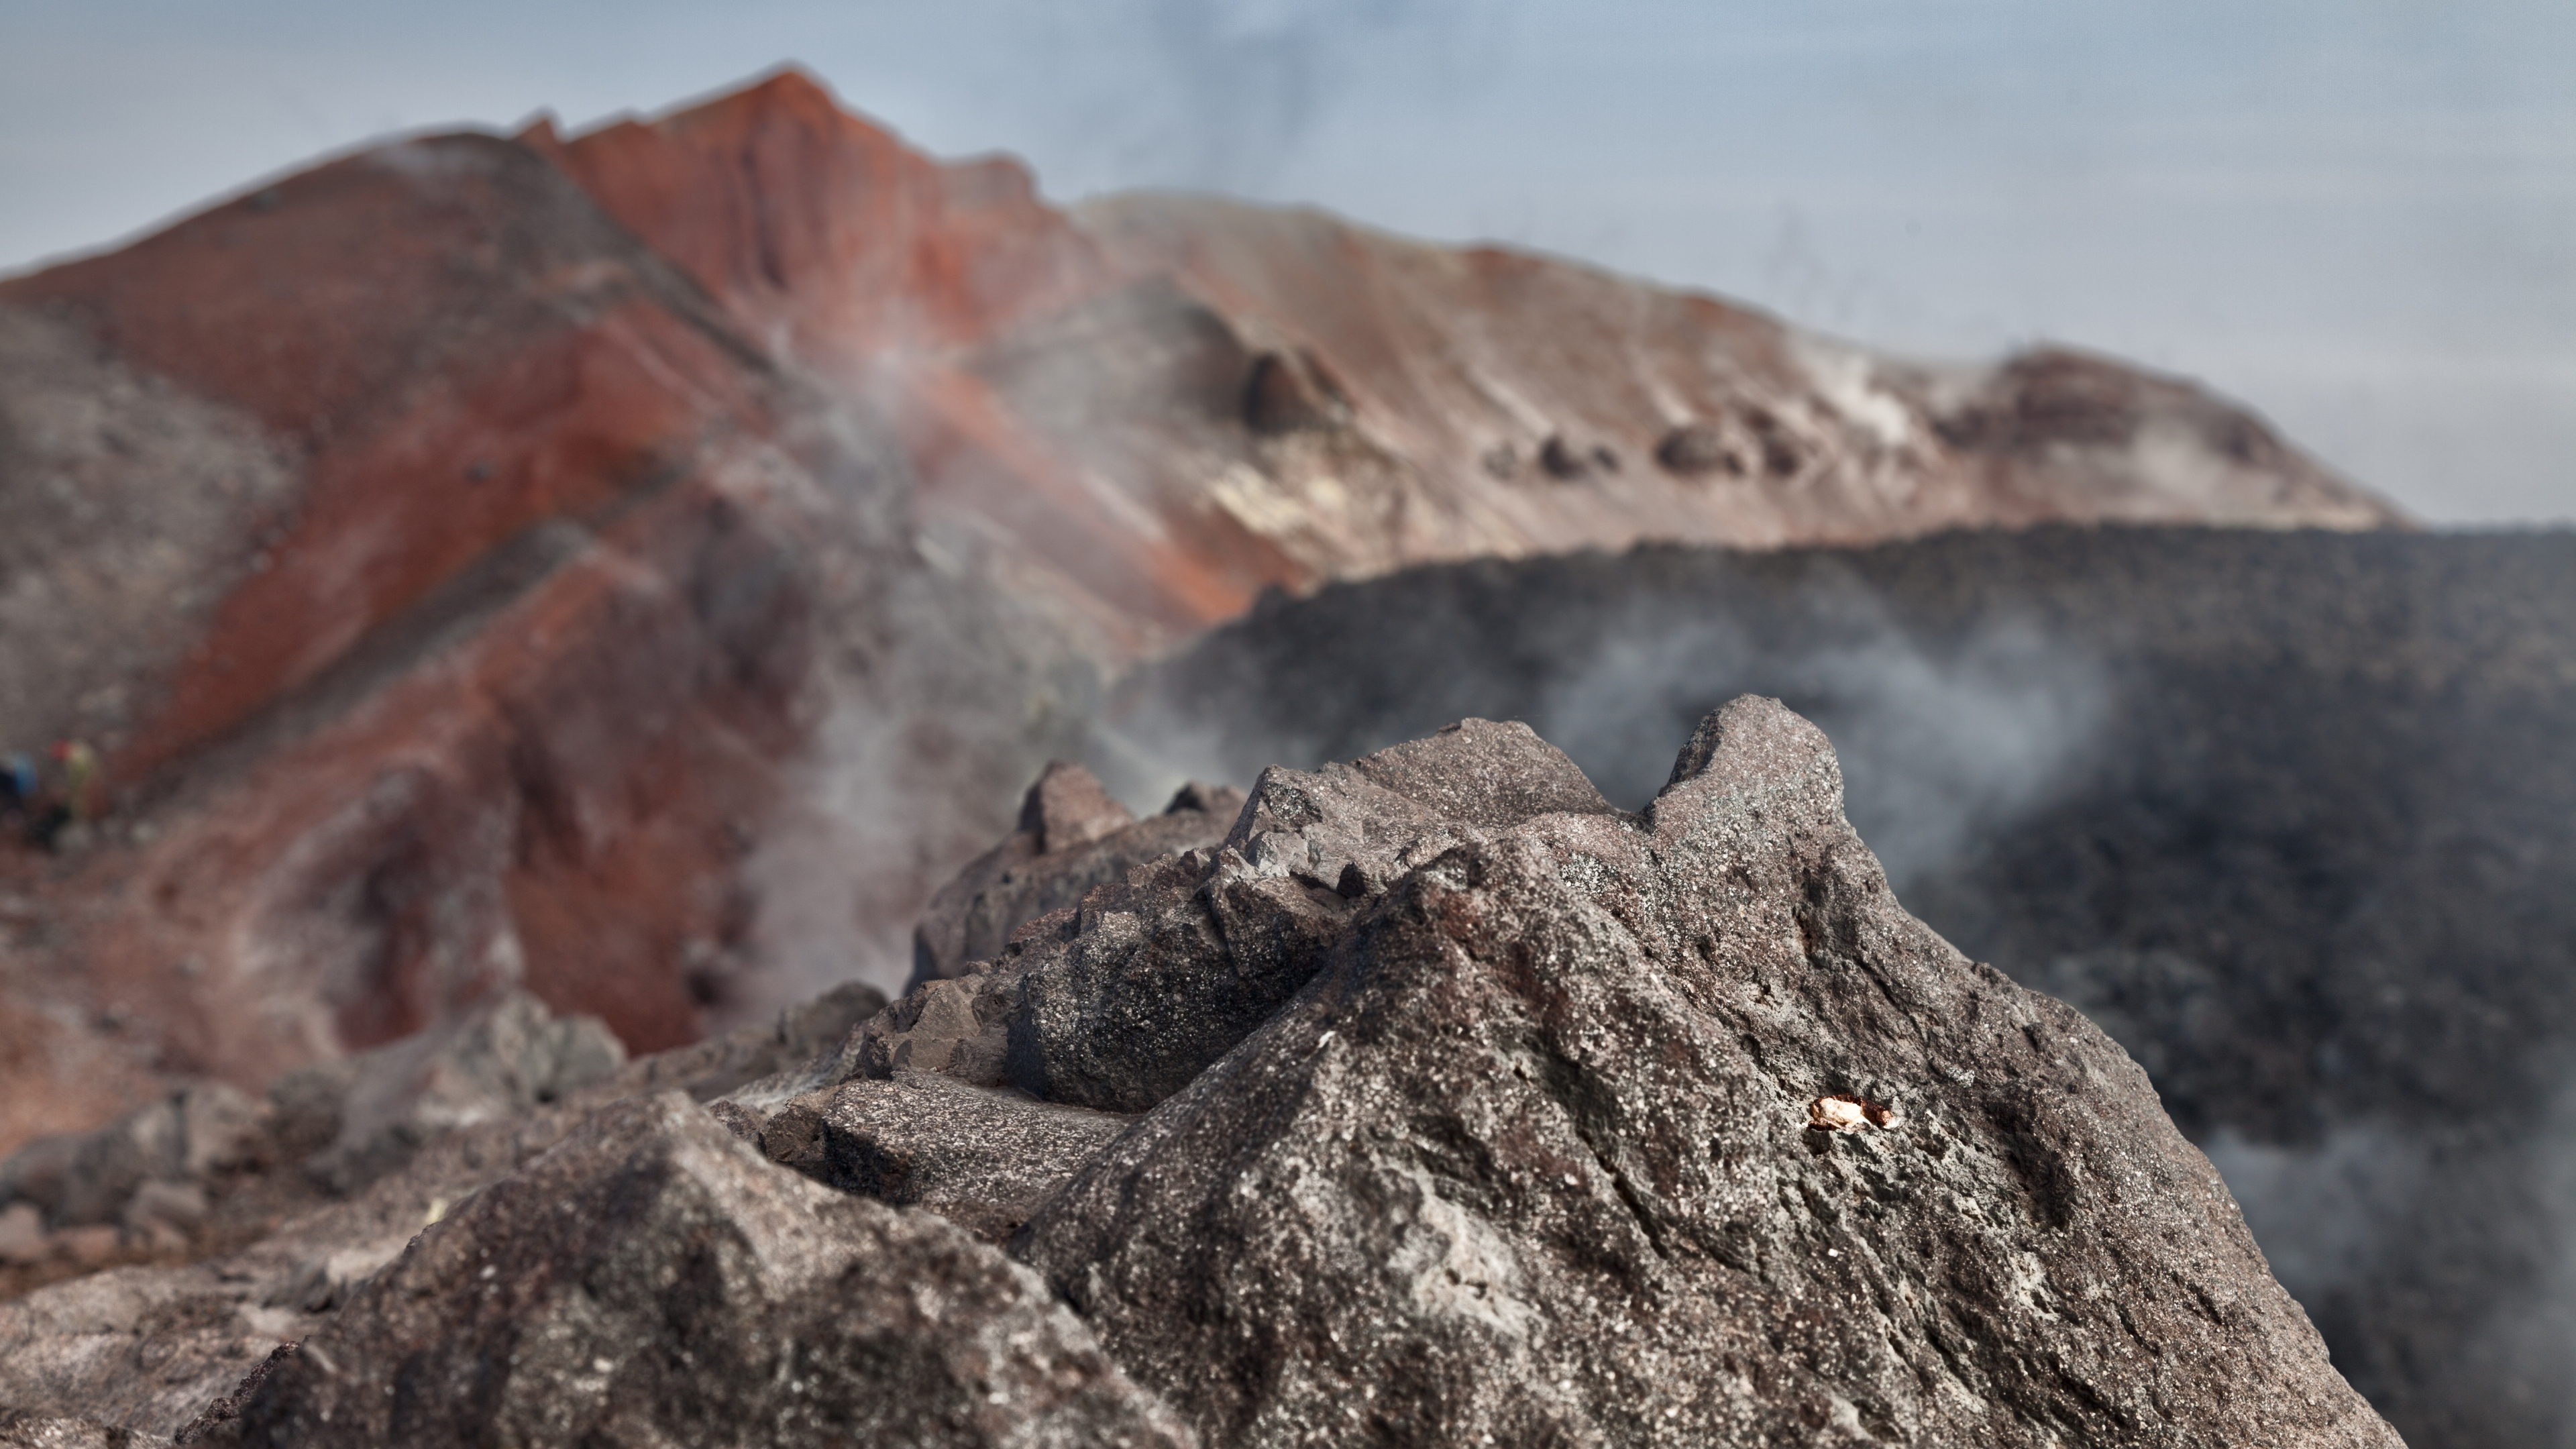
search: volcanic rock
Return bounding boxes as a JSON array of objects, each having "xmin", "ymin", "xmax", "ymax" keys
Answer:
[
  {"xmin": 0, "ymin": 978, "xmax": 888, "ymax": 1439},
  {"xmin": 908, "ymin": 762, "xmax": 1243, "ymax": 989},
  {"xmin": 0, "ymin": 1409, "xmax": 141, "ymax": 1448},
  {"xmin": 981, "ymin": 698, "xmax": 2392, "ymax": 1445},
  {"xmin": 1066, "ymin": 191, "xmax": 2401, "ymax": 609},
  {"xmin": 861, "ymin": 720, "xmax": 1607, "ymax": 1114},
  {"xmin": 186, "ymin": 1093, "xmax": 1191, "ymax": 1448},
  {"xmin": 2, "ymin": 701, "xmax": 2396, "ymax": 1445},
  {"xmin": 1240, "ymin": 352, "xmax": 1348, "ymax": 435},
  {"xmin": 0, "ymin": 109, "xmax": 1081, "ymax": 1167},
  {"xmin": 1537, "ymin": 433, "xmax": 1593, "ymax": 480},
  {"xmin": 0, "ymin": 983, "xmax": 877, "ymax": 1307},
  {"xmin": 1653, "ymin": 421, "xmax": 1743, "ymax": 478},
  {"xmin": 0, "ymin": 1084, "xmax": 262, "ymax": 1238},
  {"xmin": 0, "ymin": 992, "xmax": 618, "ymax": 1263},
  {"xmin": 759, "ymin": 1071, "xmax": 1136, "ymax": 1243},
  {"xmin": 531, "ymin": 72, "xmax": 2404, "ymax": 659},
  {"xmin": 775, "ymin": 701, "xmax": 2397, "ymax": 1444}
]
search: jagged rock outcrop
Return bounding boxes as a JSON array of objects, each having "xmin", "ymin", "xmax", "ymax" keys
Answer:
[
  {"xmin": 908, "ymin": 761, "xmax": 1243, "ymax": 989},
  {"xmin": 0, "ymin": 984, "xmax": 877, "ymax": 1305},
  {"xmin": 743, "ymin": 1072, "xmax": 1135, "ymax": 1244},
  {"xmin": 820, "ymin": 703, "xmax": 2390, "ymax": 1444},
  {"xmin": 187, "ymin": 1094, "xmax": 1190, "ymax": 1449},
  {"xmin": 0, "ymin": 114, "xmax": 1083, "ymax": 1167},
  {"xmin": 859, "ymin": 720, "xmax": 1619, "ymax": 1112},
  {"xmin": 0, "ymin": 979, "xmax": 885, "ymax": 1440}
]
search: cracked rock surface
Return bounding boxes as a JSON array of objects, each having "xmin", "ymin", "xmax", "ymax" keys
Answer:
[
  {"xmin": 844, "ymin": 702, "xmax": 2395, "ymax": 1445},
  {"xmin": 191, "ymin": 1094, "xmax": 1190, "ymax": 1448},
  {"xmin": 908, "ymin": 761, "xmax": 1244, "ymax": 990}
]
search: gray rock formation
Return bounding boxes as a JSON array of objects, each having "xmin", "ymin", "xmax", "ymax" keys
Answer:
[
  {"xmin": 0, "ymin": 1084, "xmax": 264, "ymax": 1248},
  {"xmin": 187, "ymin": 1093, "xmax": 1189, "ymax": 1448},
  {"xmin": 0, "ymin": 991, "xmax": 627, "ymax": 1283},
  {"xmin": 0, "ymin": 1407, "xmax": 143, "ymax": 1448},
  {"xmin": 909, "ymin": 759, "xmax": 1244, "ymax": 989},
  {"xmin": 994, "ymin": 700, "xmax": 2392, "ymax": 1445},
  {"xmin": 859, "ymin": 720, "xmax": 1612, "ymax": 1114},
  {"xmin": 278, "ymin": 989, "xmax": 629, "ymax": 1193},
  {"xmin": 745, "ymin": 1072, "xmax": 1134, "ymax": 1244},
  {"xmin": 0, "ymin": 982, "xmax": 885, "ymax": 1436}
]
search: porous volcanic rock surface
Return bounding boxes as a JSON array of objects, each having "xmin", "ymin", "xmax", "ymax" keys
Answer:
[
  {"xmin": 1125, "ymin": 524, "xmax": 2576, "ymax": 1448},
  {"xmin": 837, "ymin": 705, "xmax": 2383, "ymax": 1445},
  {"xmin": 1011, "ymin": 702, "xmax": 2391, "ymax": 1445},
  {"xmin": 187, "ymin": 1094, "xmax": 1190, "ymax": 1449},
  {"xmin": 0, "ymin": 706, "xmax": 2396, "ymax": 1446},
  {"xmin": 0, "ymin": 984, "xmax": 886, "ymax": 1442},
  {"xmin": 908, "ymin": 760, "xmax": 1243, "ymax": 989}
]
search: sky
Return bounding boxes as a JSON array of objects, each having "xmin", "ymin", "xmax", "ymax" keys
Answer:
[{"xmin": 3, "ymin": 0, "xmax": 2570, "ymax": 524}]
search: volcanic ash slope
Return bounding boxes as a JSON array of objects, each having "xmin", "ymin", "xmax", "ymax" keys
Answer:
[{"xmin": 188, "ymin": 700, "xmax": 2389, "ymax": 1446}]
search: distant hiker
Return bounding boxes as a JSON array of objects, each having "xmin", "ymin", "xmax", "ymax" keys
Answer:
[{"xmin": 54, "ymin": 740, "xmax": 100, "ymax": 823}]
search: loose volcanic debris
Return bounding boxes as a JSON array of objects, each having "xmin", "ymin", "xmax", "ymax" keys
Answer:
[
  {"xmin": 183, "ymin": 1095, "xmax": 1192, "ymax": 1448},
  {"xmin": 38, "ymin": 700, "xmax": 2394, "ymax": 1447}
]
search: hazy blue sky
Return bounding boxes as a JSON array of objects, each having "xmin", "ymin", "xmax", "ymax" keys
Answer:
[{"xmin": 4, "ymin": 0, "xmax": 2569, "ymax": 523}]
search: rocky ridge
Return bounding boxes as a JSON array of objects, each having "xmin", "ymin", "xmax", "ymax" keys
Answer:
[
  {"xmin": 907, "ymin": 759, "xmax": 1244, "ymax": 989},
  {"xmin": 0, "ymin": 703, "xmax": 2394, "ymax": 1445},
  {"xmin": 528, "ymin": 73, "xmax": 2404, "ymax": 657},
  {"xmin": 0, "ymin": 119, "xmax": 1085, "ymax": 1165},
  {"xmin": 0, "ymin": 981, "xmax": 883, "ymax": 1440}
]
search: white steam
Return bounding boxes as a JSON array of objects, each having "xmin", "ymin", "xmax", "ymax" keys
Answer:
[{"xmin": 1532, "ymin": 596, "xmax": 2110, "ymax": 895}]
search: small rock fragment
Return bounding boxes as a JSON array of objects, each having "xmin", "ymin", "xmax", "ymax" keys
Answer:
[{"xmin": 1808, "ymin": 1093, "xmax": 1898, "ymax": 1132}]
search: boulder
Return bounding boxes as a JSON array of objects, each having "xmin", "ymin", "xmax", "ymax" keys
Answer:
[
  {"xmin": 761, "ymin": 1071, "xmax": 1135, "ymax": 1242},
  {"xmin": 286, "ymin": 989, "xmax": 627, "ymax": 1193},
  {"xmin": 1128, "ymin": 523, "xmax": 2576, "ymax": 1446},
  {"xmin": 908, "ymin": 762, "xmax": 1244, "ymax": 989},
  {"xmin": 0, "ymin": 981, "xmax": 888, "ymax": 1440},
  {"xmin": 189, "ymin": 1093, "xmax": 1191, "ymax": 1448},
  {"xmin": 0, "ymin": 1084, "xmax": 261, "ymax": 1235},
  {"xmin": 862, "ymin": 720, "xmax": 1607, "ymax": 1113},
  {"xmin": 0, "ymin": 1258, "xmax": 305, "ymax": 1440},
  {"xmin": 997, "ymin": 699, "xmax": 2394, "ymax": 1444}
]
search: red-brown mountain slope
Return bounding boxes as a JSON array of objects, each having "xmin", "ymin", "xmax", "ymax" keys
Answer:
[
  {"xmin": 528, "ymin": 72, "xmax": 2401, "ymax": 658},
  {"xmin": 0, "ymin": 130, "xmax": 1071, "ymax": 1157}
]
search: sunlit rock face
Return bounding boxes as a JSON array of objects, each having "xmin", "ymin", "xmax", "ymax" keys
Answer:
[{"xmin": 826, "ymin": 702, "xmax": 2396, "ymax": 1446}]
